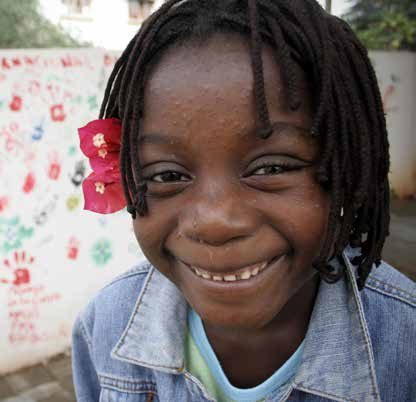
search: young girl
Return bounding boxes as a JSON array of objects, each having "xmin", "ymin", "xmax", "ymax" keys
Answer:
[{"xmin": 72, "ymin": 1, "xmax": 416, "ymax": 401}]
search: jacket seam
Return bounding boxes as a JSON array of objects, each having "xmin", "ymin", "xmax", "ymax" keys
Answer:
[
  {"xmin": 79, "ymin": 315, "xmax": 94, "ymax": 353},
  {"xmin": 294, "ymin": 384, "xmax": 355, "ymax": 402},
  {"xmin": 98, "ymin": 373, "xmax": 156, "ymax": 385},
  {"xmin": 365, "ymin": 278, "xmax": 416, "ymax": 306},
  {"xmin": 98, "ymin": 374, "xmax": 158, "ymax": 394},
  {"xmin": 274, "ymin": 385, "xmax": 293, "ymax": 402},
  {"xmin": 182, "ymin": 371, "xmax": 217, "ymax": 402},
  {"xmin": 365, "ymin": 283, "xmax": 416, "ymax": 307},
  {"xmin": 100, "ymin": 384, "xmax": 158, "ymax": 395},
  {"xmin": 343, "ymin": 253, "xmax": 381, "ymax": 402}
]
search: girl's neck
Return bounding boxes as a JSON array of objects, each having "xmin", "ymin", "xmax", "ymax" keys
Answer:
[{"xmin": 202, "ymin": 275, "xmax": 320, "ymax": 388}]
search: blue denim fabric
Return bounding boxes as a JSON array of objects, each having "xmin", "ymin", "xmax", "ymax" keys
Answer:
[{"xmin": 72, "ymin": 252, "xmax": 416, "ymax": 402}]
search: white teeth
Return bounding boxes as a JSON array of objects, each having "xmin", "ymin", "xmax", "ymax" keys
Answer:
[
  {"xmin": 192, "ymin": 267, "xmax": 202, "ymax": 277},
  {"xmin": 240, "ymin": 270, "xmax": 252, "ymax": 280},
  {"xmin": 224, "ymin": 275, "xmax": 237, "ymax": 282},
  {"xmin": 190, "ymin": 260, "xmax": 270, "ymax": 282}
]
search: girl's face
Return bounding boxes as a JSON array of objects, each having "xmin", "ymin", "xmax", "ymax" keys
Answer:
[{"xmin": 134, "ymin": 33, "xmax": 329, "ymax": 330}]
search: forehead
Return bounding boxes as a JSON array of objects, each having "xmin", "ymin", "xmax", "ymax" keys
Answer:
[
  {"xmin": 145, "ymin": 33, "xmax": 255, "ymax": 105},
  {"xmin": 141, "ymin": 33, "xmax": 314, "ymax": 150}
]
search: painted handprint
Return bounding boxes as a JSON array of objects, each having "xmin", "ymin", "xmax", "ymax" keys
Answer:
[
  {"xmin": 67, "ymin": 236, "xmax": 80, "ymax": 260},
  {"xmin": 47, "ymin": 150, "xmax": 61, "ymax": 180},
  {"xmin": 1, "ymin": 250, "xmax": 35, "ymax": 286}
]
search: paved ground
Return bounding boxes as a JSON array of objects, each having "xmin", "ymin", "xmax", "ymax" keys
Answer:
[
  {"xmin": 383, "ymin": 199, "xmax": 416, "ymax": 281},
  {"xmin": 0, "ymin": 352, "xmax": 75, "ymax": 402},
  {"xmin": 0, "ymin": 200, "xmax": 415, "ymax": 402}
]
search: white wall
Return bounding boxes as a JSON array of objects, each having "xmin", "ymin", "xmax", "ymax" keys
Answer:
[
  {"xmin": 371, "ymin": 52, "xmax": 416, "ymax": 198},
  {"xmin": 0, "ymin": 48, "xmax": 144, "ymax": 374}
]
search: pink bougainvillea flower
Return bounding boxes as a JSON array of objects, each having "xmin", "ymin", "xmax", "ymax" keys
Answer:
[
  {"xmin": 78, "ymin": 118, "xmax": 126, "ymax": 214},
  {"xmin": 82, "ymin": 171, "xmax": 126, "ymax": 214}
]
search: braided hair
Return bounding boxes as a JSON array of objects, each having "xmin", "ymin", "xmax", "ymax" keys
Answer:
[{"xmin": 99, "ymin": 0, "xmax": 390, "ymax": 290}]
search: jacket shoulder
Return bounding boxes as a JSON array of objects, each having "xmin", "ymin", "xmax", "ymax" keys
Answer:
[
  {"xmin": 79, "ymin": 259, "xmax": 152, "ymax": 334},
  {"xmin": 72, "ymin": 260, "xmax": 161, "ymax": 395},
  {"xmin": 364, "ymin": 261, "xmax": 416, "ymax": 307},
  {"xmin": 361, "ymin": 262, "xmax": 416, "ymax": 399}
]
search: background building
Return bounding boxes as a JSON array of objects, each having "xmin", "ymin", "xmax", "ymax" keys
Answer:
[
  {"xmin": 38, "ymin": 0, "xmax": 348, "ymax": 50},
  {"xmin": 39, "ymin": 0, "xmax": 160, "ymax": 50}
]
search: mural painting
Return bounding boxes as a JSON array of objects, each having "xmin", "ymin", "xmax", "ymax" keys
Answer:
[{"xmin": 0, "ymin": 49, "xmax": 144, "ymax": 374}]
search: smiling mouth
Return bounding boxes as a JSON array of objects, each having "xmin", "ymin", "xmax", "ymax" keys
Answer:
[{"xmin": 180, "ymin": 255, "xmax": 282, "ymax": 283}]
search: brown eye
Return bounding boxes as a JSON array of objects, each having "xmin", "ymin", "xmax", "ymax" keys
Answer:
[
  {"xmin": 151, "ymin": 171, "xmax": 189, "ymax": 183},
  {"xmin": 252, "ymin": 165, "xmax": 284, "ymax": 175}
]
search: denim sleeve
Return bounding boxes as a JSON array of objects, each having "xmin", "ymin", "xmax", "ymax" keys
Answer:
[{"xmin": 72, "ymin": 314, "xmax": 101, "ymax": 402}]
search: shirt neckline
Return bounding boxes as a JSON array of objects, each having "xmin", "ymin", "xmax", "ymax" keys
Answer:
[{"xmin": 188, "ymin": 307, "xmax": 305, "ymax": 401}]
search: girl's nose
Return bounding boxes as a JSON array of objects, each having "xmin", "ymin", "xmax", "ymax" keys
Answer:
[{"xmin": 179, "ymin": 182, "xmax": 259, "ymax": 247}]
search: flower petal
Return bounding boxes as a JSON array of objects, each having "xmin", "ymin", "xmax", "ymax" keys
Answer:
[
  {"xmin": 78, "ymin": 118, "xmax": 121, "ymax": 159},
  {"xmin": 82, "ymin": 172, "xmax": 126, "ymax": 214},
  {"xmin": 89, "ymin": 151, "xmax": 120, "ymax": 174}
]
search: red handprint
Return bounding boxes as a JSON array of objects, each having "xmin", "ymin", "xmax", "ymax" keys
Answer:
[
  {"xmin": 9, "ymin": 95, "xmax": 22, "ymax": 112},
  {"xmin": 0, "ymin": 196, "xmax": 9, "ymax": 212},
  {"xmin": 22, "ymin": 172, "xmax": 36, "ymax": 193},
  {"xmin": 67, "ymin": 237, "xmax": 80, "ymax": 260},
  {"xmin": 1, "ymin": 251, "xmax": 35, "ymax": 286},
  {"xmin": 47, "ymin": 151, "xmax": 61, "ymax": 180},
  {"xmin": 50, "ymin": 104, "xmax": 66, "ymax": 122}
]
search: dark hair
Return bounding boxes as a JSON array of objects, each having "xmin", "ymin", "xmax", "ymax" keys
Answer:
[{"xmin": 99, "ymin": 0, "xmax": 390, "ymax": 290}]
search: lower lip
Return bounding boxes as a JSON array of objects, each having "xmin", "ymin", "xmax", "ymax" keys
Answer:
[{"xmin": 179, "ymin": 255, "xmax": 286, "ymax": 292}]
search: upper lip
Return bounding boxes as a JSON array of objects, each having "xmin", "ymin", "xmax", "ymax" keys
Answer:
[{"xmin": 178, "ymin": 256, "xmax": 278, "ymax": 276}]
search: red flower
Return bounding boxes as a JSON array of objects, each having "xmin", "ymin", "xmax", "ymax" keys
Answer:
[{"xmin": 78, "ymin": 118, "xmax": 125, "ymax": 214}]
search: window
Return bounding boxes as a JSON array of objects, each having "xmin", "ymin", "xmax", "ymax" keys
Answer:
[
  {"xmin": 61, "ymin": 0, "xmax": 92, "ymax": 17},
  {"xmin": 128, "ymin": 0, "xmax": 155, "ymax": 23}
]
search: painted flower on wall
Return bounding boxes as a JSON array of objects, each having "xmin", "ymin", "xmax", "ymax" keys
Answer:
[
  {"xmin": 91, "ymin": 238, "xmax": 112, "ymax": 266},
  {"xmin": 0, "ymin": 216, "xmax": 34, "ymax": 256}
]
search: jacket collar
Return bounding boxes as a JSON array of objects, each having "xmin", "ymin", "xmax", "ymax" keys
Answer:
[
  {"xmin": 292, "ymin": 253, "xmax": 380, "ymax": 401},
  {"xmin": 111, "ymin": 252, "xmax": 380, "ymax": 401},
  {"xmin": 111, "ymin": 267, "xmax": 187, "ymax": 374}
]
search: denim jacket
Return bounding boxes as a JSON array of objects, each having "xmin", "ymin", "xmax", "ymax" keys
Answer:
[{"xmin": 72, "ymin": 252, "xmax": 416, "ymax": 402}]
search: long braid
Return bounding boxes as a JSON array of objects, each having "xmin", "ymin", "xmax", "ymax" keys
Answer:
[{"xmin": 248, "ymin": 0, "xmax": 273, "ymax": 139}]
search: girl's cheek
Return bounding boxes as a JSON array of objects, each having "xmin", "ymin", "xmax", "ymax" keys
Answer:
[{"xmin": 132, "ymin": 211, "xmax": 177, "ymax": 266}]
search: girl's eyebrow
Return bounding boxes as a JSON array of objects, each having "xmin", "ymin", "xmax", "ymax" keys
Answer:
[
  {"xmin": 139, "ymin": 121, "xmax": 310, "ymax": 146},
  {"xmin": 139, "ymin": 133, "xmax": 178, "ymax": 145},
  {"xmin": 270, "ymin": 121, "xmax": 311, "ymax": 137}
]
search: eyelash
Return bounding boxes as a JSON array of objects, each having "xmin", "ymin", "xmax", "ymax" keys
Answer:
[
  {"xmin": 248, "ymin": 162, "xmax": 303, "ymax": 176},
  {"xmin": 149, "ymin": 171, "xmax": 190, "ymax": 183},
  {"xmin": 147, "ymin": 163, "xmax": 303, "ymax": 183}
]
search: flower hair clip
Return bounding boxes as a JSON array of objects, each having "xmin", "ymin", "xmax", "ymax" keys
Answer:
[{"xmin": 78, "ymin": 118, "xmax": 126, "ymax": 214}]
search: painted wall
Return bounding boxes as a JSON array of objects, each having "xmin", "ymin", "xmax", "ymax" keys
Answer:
[
  {"xmin": 371, "ymin": 51, "xmax": 416, "ymax": 198},
  {"xmin": 0, "ymin": 48, "xmax": 414, "ymax": 375},
  {"xmin": 0, "ymin": 48, "xmax": 144, "ymax": 374}
]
